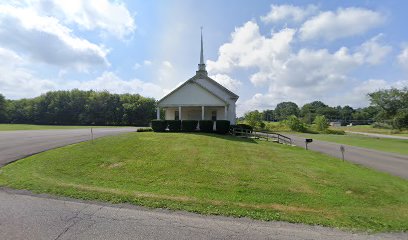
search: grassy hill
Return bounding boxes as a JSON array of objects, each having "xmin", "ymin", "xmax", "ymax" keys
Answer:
[{"xmin": 0, "ymin": 132, "xmax": 407, "ymax": 232}]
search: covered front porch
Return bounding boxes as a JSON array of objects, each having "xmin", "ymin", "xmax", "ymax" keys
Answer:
[{"xmin": 156, "ymin": 105, "xmax": 228, "ymax": 121}]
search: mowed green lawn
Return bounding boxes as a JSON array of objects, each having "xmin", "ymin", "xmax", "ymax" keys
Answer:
[
  {"xmin": 296, "ymin": 133, "xmax": 408, "ymax": 155},
  {"xmin": 0, "ymin": 124, "xmax": 127, "ymax": 131},
  {"xmin": 0, "ymin": 132, "xmax": 407, "ymax": 232}
]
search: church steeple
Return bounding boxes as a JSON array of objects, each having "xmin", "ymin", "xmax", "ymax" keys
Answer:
[{"xmin": 198, "ymin": 27, "xmax": 207, "ymax": 74}]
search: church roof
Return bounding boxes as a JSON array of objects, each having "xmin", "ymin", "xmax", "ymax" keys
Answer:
[
  {"xmin": 158, "ymin": 29, "xmax": 239, "ymax": 104},
  {"xmin": 157, "ymin": 73, "xmax": 238, "ymax": 105}
]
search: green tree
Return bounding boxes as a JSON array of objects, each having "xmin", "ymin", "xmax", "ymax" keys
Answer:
[
  {"xmin": 5, "ymin": 90, "xmax": 157, "ymax": 126},
  {"xmin": 274, "ymin": 102, "xmax": 299, "ymax": 121},
  {"xmin": 314, "ymin": 115, "xmax": 329, "ymax": 131},
  {"xmin": 300, "ymin": 101, "xmax": 342, "ymax": 123},
  {"xmin": 262, "ymin": 109, "xmax": 275, "ymax": 121},
  {"xmin": 301, "ymin": 101, "xmax": 327, "ymax": 123},
  {"xmin": 284, "ymin": 115, "xmax": 307, "ymax": 132},
  {"xmin": 369, "ymin": 88, "xmax": 408, "ymax": 124},
  {"xmin": 0, "ymin": 93, "xmax": 7, "ymax": 123},
  {"xmin": 244, "ymin": 110, "xmax": 264, "ymax": 129},
  {"xmin": 393, "ymin": 109, "xmax": 408, "ymax": 130},
  {"xmin": 340, "ymin": 105, "xmax": 354, "ymax": 123}
]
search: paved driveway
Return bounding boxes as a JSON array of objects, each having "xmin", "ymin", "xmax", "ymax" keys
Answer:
[
  {"xmin": 0, "ymin": 128, "xmax": 136, "ymax": 167},
  {"xmin": 0, "ymin": 188, "xmax": 405, "ymax": 240},
  {"xmin": 286, "ymin": 134, "xmax": 408, "ymax": 179}
]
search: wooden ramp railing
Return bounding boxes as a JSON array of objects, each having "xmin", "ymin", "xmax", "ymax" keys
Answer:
[{"xmin": 231, "ymin": 128, "xmax": 292, "ymax": 145}]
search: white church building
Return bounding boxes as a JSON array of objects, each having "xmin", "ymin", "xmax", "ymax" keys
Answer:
[{"xmin": 157, "ymin": 31, "xmax": 239, "ymax": 124}]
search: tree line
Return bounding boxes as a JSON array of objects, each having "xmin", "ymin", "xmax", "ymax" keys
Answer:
[
  {"xmin": 243, "ymin": 88, "xmax": 408, "ymax": 130},
  {"xmin": 0, "ymin": 89, "xmax": 156, "ymax": 126}
]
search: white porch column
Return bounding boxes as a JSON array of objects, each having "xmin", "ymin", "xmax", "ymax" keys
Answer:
[
  {"xmin": 224, "ymin": 106, "xmax": 228, "ymax": 120},
  {"xmin": 156, "ymin": 107, "xmax": 160, "ymax": 120},
  {"xmin": 178, "ymin": 106, "xmax": 182, "ymax": 120},
  {"xmin": 201, "ymin": 106, "xmax": 205, "ymax": 120}
]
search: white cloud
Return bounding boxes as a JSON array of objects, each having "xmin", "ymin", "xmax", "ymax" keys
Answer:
[
  {"xmin": 331, "ymin": 79, "xmax": 408, "ymax": 107},
  {"xmin": 0, "ymin": 47, "xmax": 57, "ymax": 99},
  {"xmin": 209, "ymin": 20, "xmax": 397, "ymax": 115},
  {"xmin": 210, "ymin": 74, "xmax": 242, "ymax": 92},
  {"xmin": 162, "ymin": 61, "xmax": 173, "ymax": 68},
  {"xmin": 357, "ymin": 34, "xmax": 392, "ymax": 65},
  {"xmin": 0, "ymin": 47, "xmax": 24, "ymax": 66},
  {"xmin": 0, "ymin": 4, "xmax": 109, "ymax": 70},
  {"xmin": 157, "ymin": 60, "xmax": 177, "ymax": 88},
  {"xmin": 143, "ymin": 60, "xmax": 152, "ymax": 66},
  {"xmin": 133, "ymin": 63, "xmax": 141, "ymax": 70},
  {"xmin": 207, "ymin": 21, "xmax": 295, "ymax": 73},
  {"xmin": 27, "ymin": 0, "xmax": 136, "ymax": 39},
  {"xmin": 208, "ymin": 21, "xmax": 370, "ymax": 91},
  {"xmin": 299, "ymin": 7, "xmax": 385, "ymax": 41},
  {"xmin": 237, "ymin": 93, "xmax": 280, "ymax": 116},
  {"xmin": 261, "ymin": 4, "xmax": 318, "ymax": 24},
  {"xmin": 0, "ymin": 47, "xmax": 164, "ymax": 99},
  {"xmin": 65, "ymin": 72, "xmax": 164, "ymax": 99},
  {"xmin": 237, "ymin": 79, "xmax": 408, "ymax": 116},
  {"xmin": 398, "ymin": 45, "xmax": 408, "ymax": 71}
]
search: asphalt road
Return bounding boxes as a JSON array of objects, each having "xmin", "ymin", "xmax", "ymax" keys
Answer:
[
  {"xmin": 0, "ymin": 128, "xmax": 137, "ymax": 167},
  {"xmin": 285, "ymin": 134, "xmax": 408, "ymax": 179},
  {"xmin": 0, "ymin": 188, "xmax": 405, "ymax": 240}
]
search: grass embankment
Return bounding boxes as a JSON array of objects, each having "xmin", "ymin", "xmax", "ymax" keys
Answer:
[
  {"xmin": 331, "ymin": 125, "xmax": 408, "ymax": 136},
  {"xmin": 0, "ymin": 132, "xmax": 407, "ymax": 232},
  {"xmin": 296, "ymin": 133, "xmax": 408, "ymax": 155},
  {"xmin": 0, "ymin": 124, "xmax": 127, "ymax": 131}
]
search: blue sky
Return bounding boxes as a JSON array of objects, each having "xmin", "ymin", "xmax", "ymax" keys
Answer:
[{"xmin": 0, "ymin": 0, "xmax": 407, "ymax": 116}]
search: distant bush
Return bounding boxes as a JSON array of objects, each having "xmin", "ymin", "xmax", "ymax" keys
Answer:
[
  {"xmin": 151, "ymin": 120, "xmax": 167, "ymax": 132},
  {"xmin": 284, "ymin": 115, "xmax": 308, "ymax": 132},
  {"xmin": 137, "ymin": 127, "xmax": 153, "ymax": 132},
  {"xmin": 182, "ymin": 120, "xmax": 198, "ymax": 132},
  {"xmin": 314, "ymin": 115, "xmax": 329, "ymax": 131},
  {"xmin": 215, "ymin": 120, "xmax": 230, "ymax": 134},
  {"xmin": 393, "ymin": 109, "xmax": 408, "ymax": 130},
  {"xmin": 167, "ymin": 120, "xmax": 181, "ymax": 132},
  {"xmin": 199, "ymin": 120, "xmax": 213, "ymax": 133}
]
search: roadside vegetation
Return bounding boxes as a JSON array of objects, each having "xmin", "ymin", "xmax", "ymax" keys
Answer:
[
  {"xmin": 239, "ymin": 88, "xmax": 408, "ymax": 135},
  {"xmin": 0, "ymin": 132, "xmax": 407, "ymax": 232}
]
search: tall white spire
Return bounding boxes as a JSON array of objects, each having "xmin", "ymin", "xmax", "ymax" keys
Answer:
[{"xmin": 198, "ymin": 27, "xmax": 206, "ymax": 72}]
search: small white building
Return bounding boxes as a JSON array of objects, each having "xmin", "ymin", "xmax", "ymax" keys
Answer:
[{"xmin": 157, "ymin": 31, "xmax": 239, "ymax": 124}]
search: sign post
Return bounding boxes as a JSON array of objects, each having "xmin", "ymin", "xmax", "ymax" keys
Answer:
[
  {"xmin": 340, "ymin": 145, "xmax": 345, "ymax": 161},
  {"xmin": 91, "ymin": 127, "xmax": 94, "ymax": 144}
]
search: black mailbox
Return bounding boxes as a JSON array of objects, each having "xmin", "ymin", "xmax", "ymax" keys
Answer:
[{"xmin": 305, "ymin": 138, "xmax": 313, "ymax": 143}]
